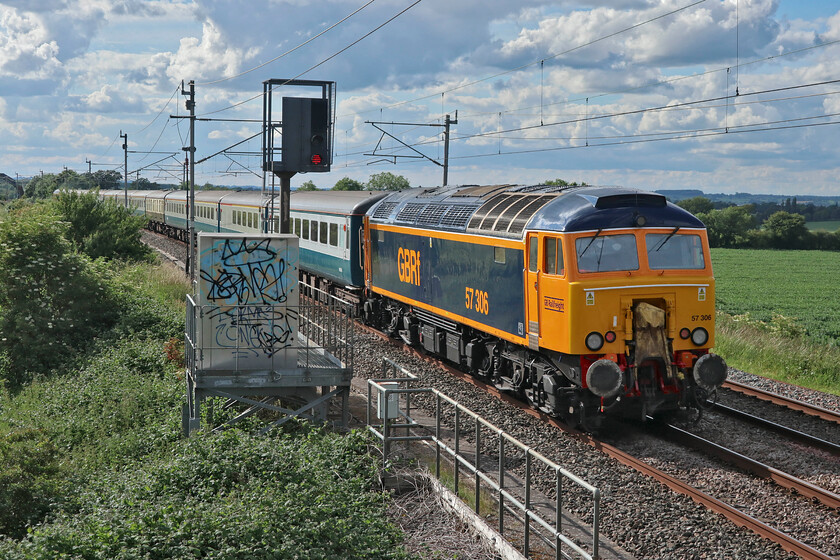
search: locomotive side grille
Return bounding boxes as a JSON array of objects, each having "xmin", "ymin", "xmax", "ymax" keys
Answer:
[
  {"xmin": 396, "ymin": 202, "xmax": 425, "ymax": 222},
  {"xmin": 372, "ymin": 201, "xmax": 399, "ymax": 220}
]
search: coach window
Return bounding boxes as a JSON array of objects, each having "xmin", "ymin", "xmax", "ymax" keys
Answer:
[
  {"xmin": 494, "ymin": 246, "xmax": 505, "ymax": 264},
  {"xmin": 302, "ymin": 219, "xmax": 310, "ymax": 240},
  {"xmin": 320, "ymin": 221, "xmax": 328, "ymax": 244},
  {"xmin": 528, "ymin": 237, "xmax": 538, "ymax": 272},
  {"xmin": 294, "ymin": 218, "xmax": 301, "ymax": 237},
  {"xmin": 329, "ymin": 223, "xmax": 338, "ymax": 247},
  {"xmin": 311, "ymin": 220, "xmax": 319, "ymax": 242}
]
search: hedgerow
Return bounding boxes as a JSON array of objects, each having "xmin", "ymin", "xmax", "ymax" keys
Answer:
[{"xmin": 0, "ymin": 428, "xmax": 409, "ymax": 560}]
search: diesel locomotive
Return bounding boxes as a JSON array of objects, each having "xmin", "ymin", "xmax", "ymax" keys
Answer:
[{"xmin": 92, "ymin": 183, "xmax": 727, "ymax": 429}]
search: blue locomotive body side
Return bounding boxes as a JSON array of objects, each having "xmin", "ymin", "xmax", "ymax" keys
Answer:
[{"xmin": 370, "ymin": 227, "xmax": 526, "ymax": 339}]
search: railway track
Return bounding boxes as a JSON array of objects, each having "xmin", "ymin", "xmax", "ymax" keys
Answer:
[
  {"xmin": 367, "ymin": 330, "xmax": 839, "ymax": 558},
  {"xmin": 429, "ymin": 360, "xmax": 838, "ymax": 560},
  {"xmin": 723, "ymin": 379, "xmax": 840, "ymax": 425}
]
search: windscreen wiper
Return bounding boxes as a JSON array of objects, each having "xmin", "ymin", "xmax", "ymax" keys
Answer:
[
  {"xmin": 578, "ymin": 228, "xmax": 603, "ymax": 258},
  {"xmin": 652, "ymin": 226, "xmax": 680, "ymax": 252}
]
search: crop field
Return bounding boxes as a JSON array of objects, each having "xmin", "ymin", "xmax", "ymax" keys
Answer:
[
  {"xmin": 806, "ymin": 220, "xmax": 840, "ymax": 232},
  {"xmin": 712, "ymin": 248, "xmax": 840, "ymax": 346}
]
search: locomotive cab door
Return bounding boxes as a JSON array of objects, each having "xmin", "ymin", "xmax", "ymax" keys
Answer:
[{"xmin": 525, "ymin": 233, "xmax": 540, "ymax": 350}]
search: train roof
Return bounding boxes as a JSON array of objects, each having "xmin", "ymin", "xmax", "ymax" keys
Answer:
[
  {"xmin": 289, "ymin": 190, "xmax": 389, "ymax": 215},
  {"xmin": 367, "ymin": 184, "xmax": 704, "ymax": 238}
]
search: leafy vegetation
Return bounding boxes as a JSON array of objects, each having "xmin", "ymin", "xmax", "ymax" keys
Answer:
[
  {"xmin": 675, "ymin": 196, "xmax": 840, "ymax": 250},
  {"xmin": 0, "ymin": 428, "xmax": 407, "ymax": 560},
  {"xmin": 53, "ymin": 190, "xmax": 152, "ymax": 261},
  {"xmin": 0, "ymin": 199, "xmax": 411, "ymax": 558},
  {"xmin": 367, "ymin": 172, "xmax": 410, "ymax": 191},
  {"xmin": 716, "ymin": 313, "xmax": 840, "ymax": 395}
]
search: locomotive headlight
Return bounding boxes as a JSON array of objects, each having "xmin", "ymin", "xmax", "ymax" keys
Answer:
[
  {"xmin": 585, "ymin": 332, "xmax": 604, "ymax": 352},
  {"xmin": 693, "ymin": 353, "xmax": 727, "ymax": 390},
  {"xmin": 690, "ymin": 327, "xmax": 709, "ymax": 346},
  {"xmin": 586, "ymin": 359, "xmax": 624, "ymax": 398}
]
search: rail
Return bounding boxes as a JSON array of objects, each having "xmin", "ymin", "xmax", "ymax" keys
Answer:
[{"xmin": 367, "ymin": 358, "xmax": 601, "ymax": 560}]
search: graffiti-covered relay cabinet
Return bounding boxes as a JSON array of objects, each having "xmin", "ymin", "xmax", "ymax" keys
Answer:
[
  {"xmin": 195, "ymin": 233, "xmax": 299, "ymax": 372},
  {"xmin": 184, "ymin": 233, "xmax": 355, "ymax": 435}
]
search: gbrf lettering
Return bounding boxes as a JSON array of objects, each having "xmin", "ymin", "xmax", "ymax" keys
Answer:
[{"xmin": 398, "ymin": 247, "xmax": 421, "ymax": 286}]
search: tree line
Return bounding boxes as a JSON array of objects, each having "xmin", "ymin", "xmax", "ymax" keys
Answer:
[
  {"xmin": 3, "ymin": 170, "xmax": 414, "ymax": 200},
  {"xmin": 677, "ymin": 196, "xmax": 840, "ymax": 250}
]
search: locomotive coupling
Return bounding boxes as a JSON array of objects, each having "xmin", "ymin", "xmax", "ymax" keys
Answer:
[
  {"xmin": 586, "ymin": 359, "xmax": 624, "ymax": 398},
  {"xmin": 692, "ymin": 353, "xmax": 727, "ymax": 390}
]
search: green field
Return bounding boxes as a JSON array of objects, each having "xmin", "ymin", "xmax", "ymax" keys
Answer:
[
  {"xmin": 806, "ymin": 220, "xmax": 840, "ymax": 232},
  {"xmin": 712, "ymin": 248, "xmax": 840, "ymax": 346}
]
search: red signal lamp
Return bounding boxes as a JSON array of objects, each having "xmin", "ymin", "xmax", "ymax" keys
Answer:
[{"xmin": 311, "ymin": 154, "xmax": 322, "ymax": 165}]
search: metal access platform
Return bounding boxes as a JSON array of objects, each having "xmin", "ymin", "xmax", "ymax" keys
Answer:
[{"xmin": 182, "ymin": 233, "xmax": 354, "ymax": 435}]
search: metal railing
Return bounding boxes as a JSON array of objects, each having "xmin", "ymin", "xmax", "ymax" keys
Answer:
[{"xmin": 367, "ymin": 358, "xmax": 601, "ymax": 560}]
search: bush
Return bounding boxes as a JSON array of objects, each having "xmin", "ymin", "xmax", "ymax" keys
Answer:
[
  {"xmin": 0, "ymin": 206, "xmax": 119, "ymax": 390},
  {"xmin": 51, "ymin": 190, "xmax": 151, "ymax": 261},
  {"xmin": 1, "ymin": 428, "xmax": 409, "ymax": 559},
  {"xmin": 0, "ymin": 429, "xmax": 63, "ymax": 539}
]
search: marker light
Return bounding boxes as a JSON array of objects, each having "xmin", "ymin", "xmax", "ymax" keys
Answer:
[
  {"xmin": 311, "ymin": 154, "xmax": 322, "ymax": 165},
  {"xmin": 605, "ymin": 331, "xmax": 616, "ymax": 343},
  {"xmin": 691, "ymin": 327, "xmax": 709, "ymax": 346},
  {"xmin": 585, "ymin": 332, "xmax": 604, "ymax": 352},
  {"xmin": 680, "ymin": 328, "xmax": 691, "ymax": 340}
]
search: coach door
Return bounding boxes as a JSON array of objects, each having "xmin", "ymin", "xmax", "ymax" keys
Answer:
[{"xmin": 525, "ymin": 233, "xmax": 540, "ymax": 350}]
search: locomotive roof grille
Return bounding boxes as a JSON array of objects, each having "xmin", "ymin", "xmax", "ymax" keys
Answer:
[
  {"xmin": 439, "ymin": 205, "xmax": 477, "ymax": 228},
  {"xmin": 416, "ymin": 204, "xmax": 449, "ymax": 224},
  {"xmin": 468, "ymin": 193, "xmax": 561, "ymax": 237},
  {"xmin": 507, "ymin": 195, "xmax": 557, "ymax": 234},
  {"xmin": 396, "ymin": 202, "xmax": 425, "ymax": 222},
  {"xmin": 372, "ymin": 201, "xmax": 399, "ymax": 220}
]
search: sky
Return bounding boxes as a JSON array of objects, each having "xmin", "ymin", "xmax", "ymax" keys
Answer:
[{"xmin": 1, "ymin": 0, "xmax": 839, "ymax": 196}]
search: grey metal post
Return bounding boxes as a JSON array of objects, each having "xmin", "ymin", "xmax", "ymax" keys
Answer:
[
  {"xmin": 474, "ymin": 420, "xmax": 480, "ymax": 514},
  {"xmin": 525, "ymin": 450, "xmax": 532, "ymax": 557},
  {"xmin": 556, "ymin": 469, "xmax": 562, "ymax": 560},
  {"xmin": 442, "ymin": 112, "xmax": 457, "ymax": 186},
  {"xmin": 435, "ymin": 394, "xmax": 441, "ymax": 479},
  {"xmin": 454, "ymin": 407, "xmax": 460, "ymax": 496},
  {"xmin": 183, "ymin": 80, "xmax": 196, "ymax": 280},
  {"xmin": 499, "ymin": 435, "xmax": 505, "ymax": 535},
  {"xmin": 120, "ymin": 131, "xmax": 128, "ymax": 207}
]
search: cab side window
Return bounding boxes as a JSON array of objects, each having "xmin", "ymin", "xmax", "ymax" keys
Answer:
[
  {"xmin": 544, "ymin": 237, "xmax": 564, "ymax": 275},
  {"xmin": 528, "ymin": 237, "xmax": 538, "ymax": 272}
]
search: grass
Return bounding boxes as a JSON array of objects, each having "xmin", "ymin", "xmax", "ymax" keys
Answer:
[
  {"xmin": 711, "ymin": 248, "xmax": 840, "ymax": 396},
  {"xmin": 715, "ymin": 312, "xmax": 840, "ymax": 396}
]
